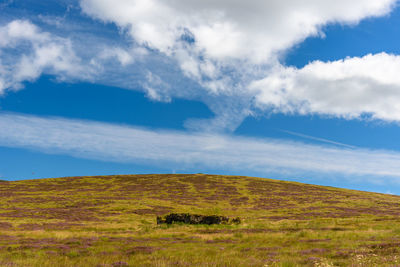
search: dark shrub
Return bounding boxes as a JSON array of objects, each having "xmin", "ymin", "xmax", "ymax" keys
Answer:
[{"xmin": 157, "ymin": 213, "xmax": 236, "ymax": 225}]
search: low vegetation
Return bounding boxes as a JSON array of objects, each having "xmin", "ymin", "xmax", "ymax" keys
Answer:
[
  {"xmin": 0, "ymin": 174, "xmax": 400, "ymax": 266},
  {"xmin": 156, "ymin": 213, "xmax": 240, "ymax": 225}
]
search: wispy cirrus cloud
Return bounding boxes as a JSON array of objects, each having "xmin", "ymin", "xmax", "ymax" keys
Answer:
[{"xmin": 2, "ymin": 112, "xmax": 400, "ymax": 180}]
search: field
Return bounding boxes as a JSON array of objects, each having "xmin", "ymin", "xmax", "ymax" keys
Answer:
[{"xmin": 1, "ymin": 174, "xmax": 400, "ymax": 266}]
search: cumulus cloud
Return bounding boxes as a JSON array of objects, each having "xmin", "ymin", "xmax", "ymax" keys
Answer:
[
  {"xmin": 2, "ymin": 112, "xmax": 400, "ymax": 179},
  {"xmin": 77, "ymin": 0, "xmax": 400, "ymax": 129},
  {"xmin": 0, "ymin": 20, "xmax": 87, "ymax": 94},
  {"xmin": 252, "ymin": 53, "xmax": 400, "ymax": 122},
  {"xmin": 2, "ymin": 2, "xmax": 400, "ymax": 132},
  {"xmin": 80, "ymin": 0, "xmax": 395, "ymax": 64},
  {"xmin": 78, "ymin": 0, "xmax": 396, "ymax": 96}
]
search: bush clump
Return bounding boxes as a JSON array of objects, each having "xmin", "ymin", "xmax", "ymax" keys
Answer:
[{"xmin": 157, "ymin": 213, "xmax": 240, "ymax": 225}]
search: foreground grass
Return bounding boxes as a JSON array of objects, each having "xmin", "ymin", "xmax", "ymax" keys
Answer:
[{"xmin": 1, "ymin": 174, "xmax": 400, "ymax": 266}]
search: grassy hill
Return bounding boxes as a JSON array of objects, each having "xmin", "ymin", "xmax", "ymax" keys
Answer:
[{"xmin": 1, "ymin": 174, "xmax": 400, "ymax": 266}]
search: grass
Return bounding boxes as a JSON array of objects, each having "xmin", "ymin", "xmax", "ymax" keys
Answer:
[{"xmin": 0, "ymin": 174, "xmax": 400, "ymax": 266}]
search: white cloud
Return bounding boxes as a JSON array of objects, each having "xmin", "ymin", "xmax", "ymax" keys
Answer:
[
  {"xmin": 78, "ymin": 0, "xmax": 400, "ymax": 130},
  {"xmin": 2, "ymin": 2, "xmax": 400, "ymax": 133},
  {"xmin": 94, "ymin": 47, "xmax": 149, "ymax": 67},
  {"xmin": 142, "ymin": 71, "xmax": 171, "ymax": 102},
  {"xmin": 2, "ymin": 112, "xmax": 400, "ymax": 180},
  {"xmin": 80, "ymin": 0, "xmax": 395, "ymax": 64},
  {"xmin": 252, "ymin": 53, "xmax": 400, "ymax": 122},
  {"xmin": 78, "ymin": 0, "xmax": 397, "ymax": 96},
  {"xmin": 0, "ymin": 20, "xmax": 86, "ymax": 94}
]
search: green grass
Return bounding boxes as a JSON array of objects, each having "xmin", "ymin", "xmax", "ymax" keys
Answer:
[{"xmin": 0, "ymin": 174, "xmax": 400, "ymax": 266}]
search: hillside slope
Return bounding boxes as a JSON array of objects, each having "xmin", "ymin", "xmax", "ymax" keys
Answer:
[{"xmin": 1, "ymin": 174, "xmax": 400, "ymax": 266}]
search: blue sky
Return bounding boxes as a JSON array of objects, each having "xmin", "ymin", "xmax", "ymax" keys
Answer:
[{"xmin": 2, "ymin": 0, "xmax": 400, "ymax": 194}]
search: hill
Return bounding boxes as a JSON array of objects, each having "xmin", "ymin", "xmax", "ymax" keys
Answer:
[{"xmin": 0, "ymin": 174, "xmax": 400, "ymax": 266}]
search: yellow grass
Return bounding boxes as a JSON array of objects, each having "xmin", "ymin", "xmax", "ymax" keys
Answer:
[{"xmin": 0, "ymin": 174, "xmax": 400, "ymax": 266}]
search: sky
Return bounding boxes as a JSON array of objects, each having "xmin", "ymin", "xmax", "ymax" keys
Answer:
[{"xmin": 2, "ymin": 0, "xmax": 400, "ymax": 194}]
